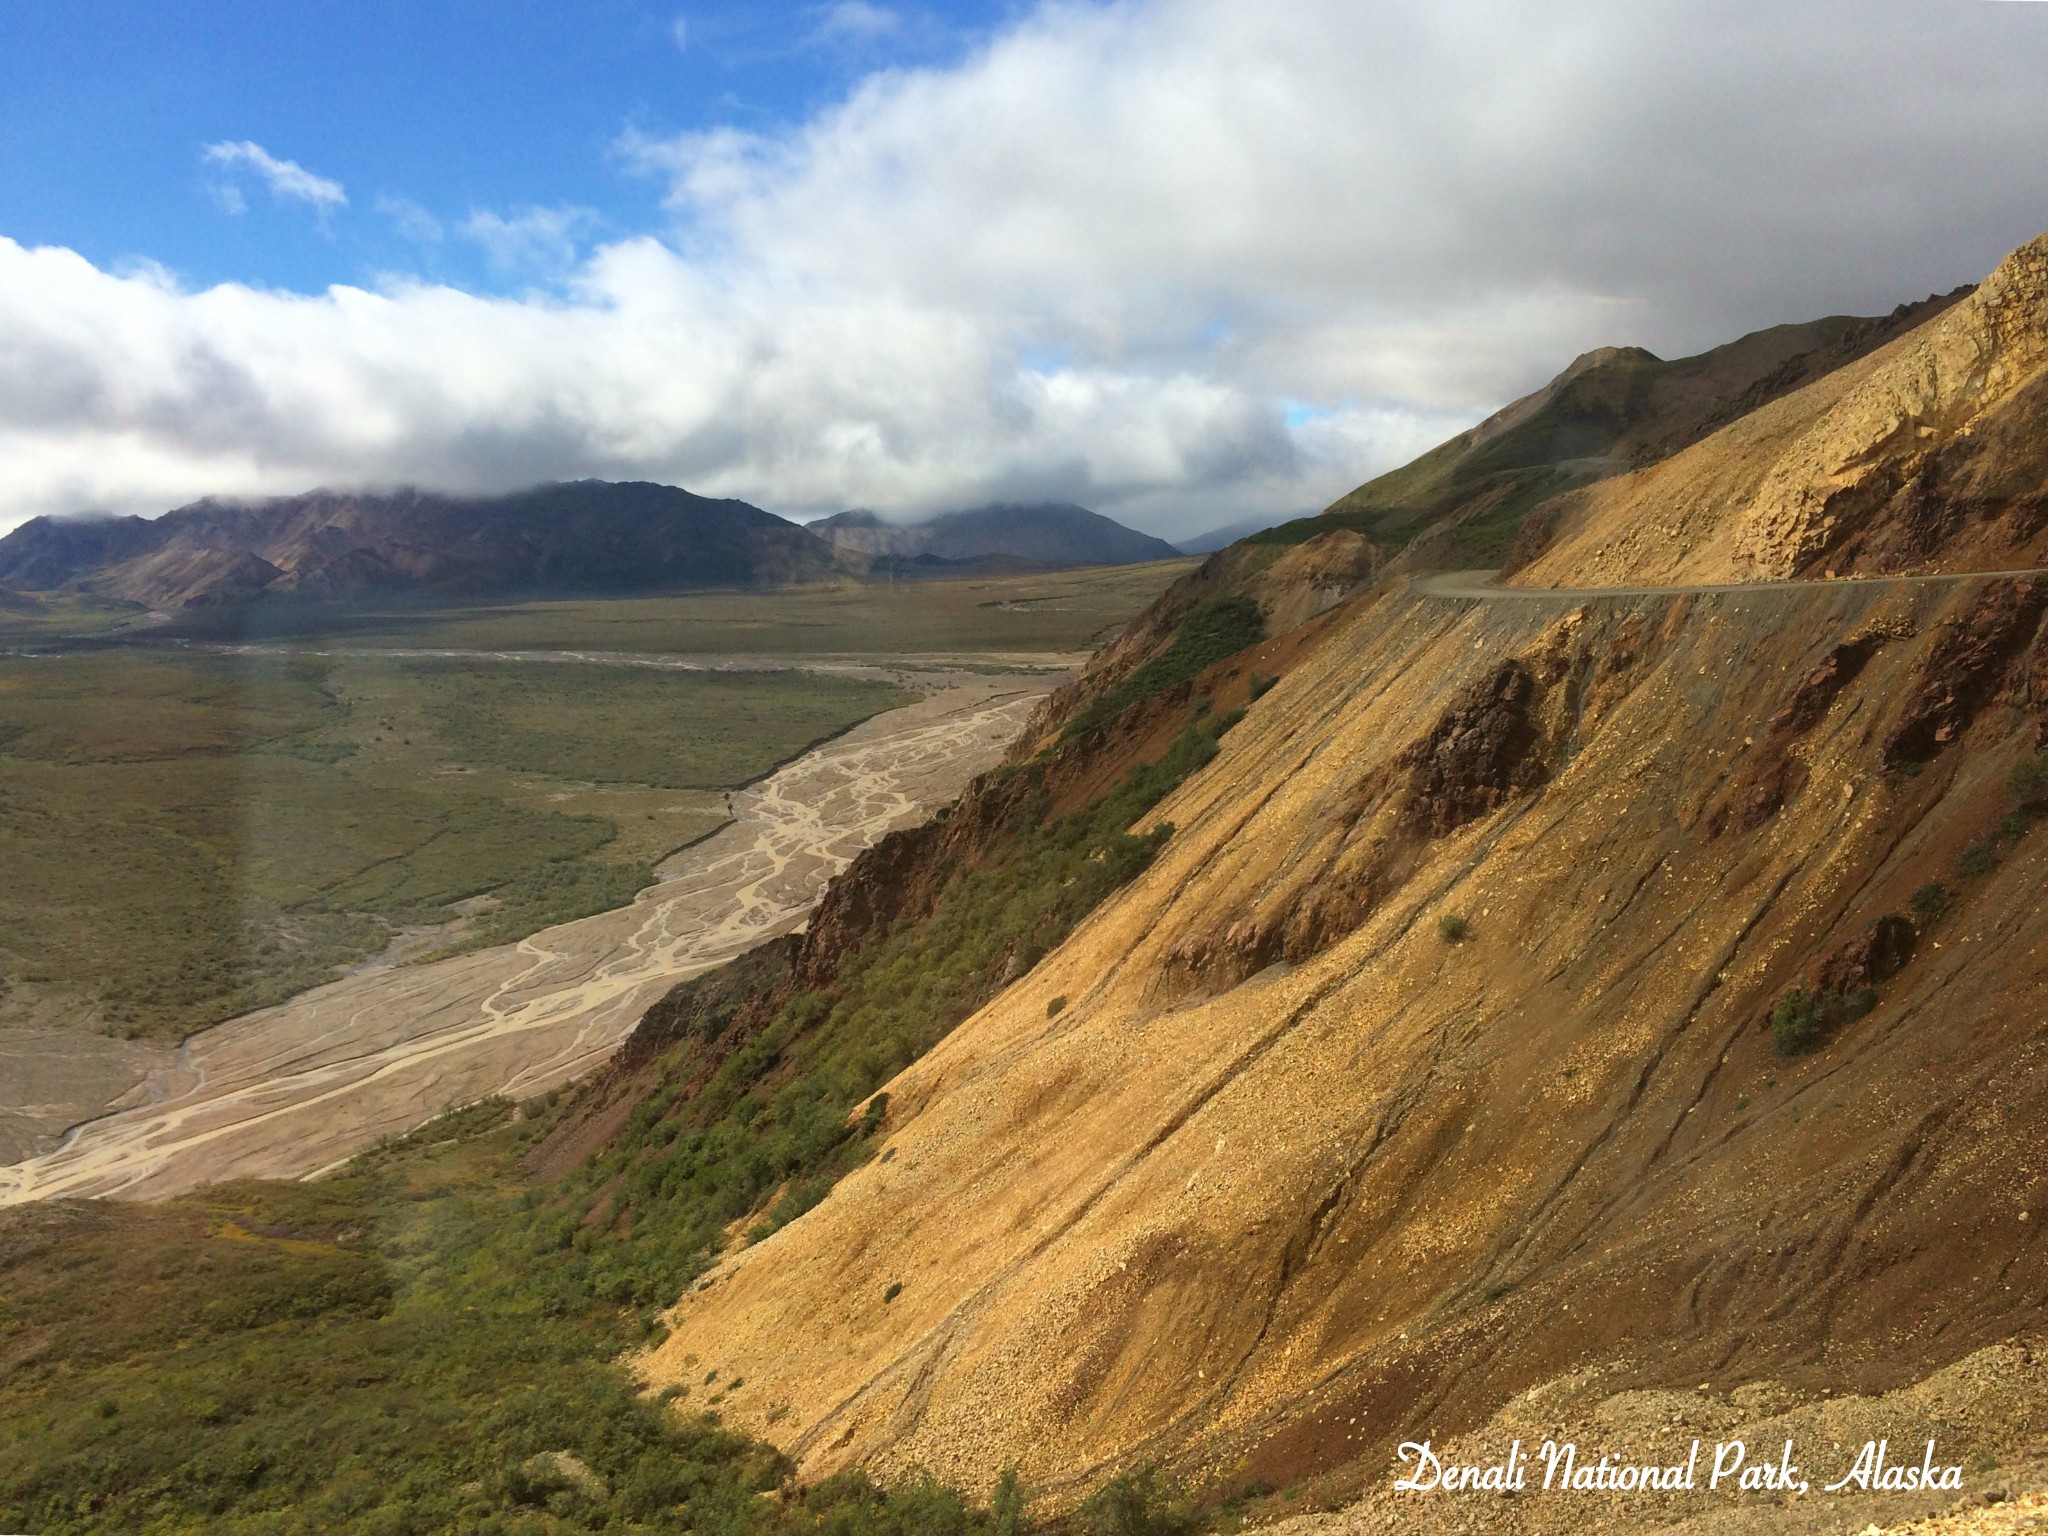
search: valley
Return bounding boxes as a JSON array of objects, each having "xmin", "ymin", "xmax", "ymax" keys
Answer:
[
  {"xmin": 0, "ymin": 563, "xmax": 1182, "ymax": 1165},
  {"xmin": 0, "ymin": 646, "xmax": 907, "ymax": 1051},
  {"xmin": 0, "ymin": 673, "xmax": 1048, "ymax": 1203}
]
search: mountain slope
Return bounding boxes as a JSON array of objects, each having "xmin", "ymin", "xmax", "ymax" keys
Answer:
[
  {"xmin": 0, "ymin": 481, "xmax": 846, "ymax": 609},
  {"xmin": 1261, "ymin": 286, "xmax": 1972, "ymax": 573},
  {"xmin": 1508, "ymin": 234, "xmax": 2048, "ymax": 587},
  {"xmin": 811, "ymin": 503, "xmax": 1181, "ymax": 568},
  {"xmin": 635, "ymin": 237, "xmax": 2048, "ymax": 1503}
]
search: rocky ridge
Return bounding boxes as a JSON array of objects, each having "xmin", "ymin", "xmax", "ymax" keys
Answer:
[
  {"xmin": 810, "ymin": 503, "xmax": 1181, "ymax": 569},
  {"xmin": 1509, "ymin": 236, "xmax": 2048, "ymax": 588}
]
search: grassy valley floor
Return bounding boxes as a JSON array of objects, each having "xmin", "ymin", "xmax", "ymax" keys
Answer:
[
  {"xmin": 0, "ymin": 647, "xmax": 910, "ymax": 1047},
  {"xmin": 0, "ymin": 565, "xmax": 1186, "ymax": 1048}
]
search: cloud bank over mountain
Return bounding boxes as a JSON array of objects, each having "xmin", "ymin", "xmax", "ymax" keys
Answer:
[{"xmin": 4, "ymin": 0, "xmax": 2047, "ymax": 538}]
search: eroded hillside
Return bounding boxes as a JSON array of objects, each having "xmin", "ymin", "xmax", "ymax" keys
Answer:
[
  {"xmin": 1510, "ymin": 236, "xmax": 2048, "ymax": 588},
  {"xmin": 640, "ymin": 238, "xmax": 2048, "ymax": 1508}
]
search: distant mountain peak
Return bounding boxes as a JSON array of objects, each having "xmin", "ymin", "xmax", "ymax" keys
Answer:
[
  {"xmin": 0, "ymin": 480, "xmax": 847, "ymax": 609},
  {"xmin": 811, "ymin": 501, "xmax": 1179, "ymax": 568}
]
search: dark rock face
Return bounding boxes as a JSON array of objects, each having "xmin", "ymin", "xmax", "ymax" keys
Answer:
[
  {"xmin": 1817, "ymin": 913, "xmax": 1918, "ymax": 994},
  {"xmin": 1705, "ymin": 631, "xmax": 1891, "ymax": 836},
  {"xmin": 1396, "ymin": 660, "xmax": 1550, "ymax": 837},
  {"xmin": 0, "ymin": 480, "xmax": 846, "ymax": 608},
  {"xmin": 1883, "ymin": 578, "xmax": 2048, "ymax": 767}
]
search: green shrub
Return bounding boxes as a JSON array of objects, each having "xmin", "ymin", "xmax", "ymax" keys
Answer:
[
  {"xmin": 2009, "ymin": 752, "xmax": 2048, "ymax": 808},
  {"xmin": 1046, "ymin": 995, "xmax": 1067, "ymax": 1018},
  {"xmin": 1080, "ymin": 1470, "xmax": 1199, "ymax": 1536},
  {"xmin": 1960, "ymin": 844, "xmax": 1999, "ymax": 878},
  {"xmin": 860, "ymin": 1093, "xmax": 891, "ymax": 1136},
  {"xmin": 1772, "ymin": 990, "xmax": 1819, "ymax": 1057},
  {"xmin": 1909, "ymin": 881, "xmax": 1952, "ymax": 919},
  {"xmin": 883, "ymin": 1282, "xmax": 903, "ymax": 1304},
  {"xmin": 992, "ymin": 1467, "xmax": 1029, "ymax": 1536},
  {"xmin": 1772, "ymin": 985, "xmax": 1877, "ymax": 1058},
  {"xmin": 1247, "ymin": 672, "xmax": 1277, "ymax": 701},
  {"xmin": 1438, "ymin": 913, "xmax": 1470, "ymax": 943}
]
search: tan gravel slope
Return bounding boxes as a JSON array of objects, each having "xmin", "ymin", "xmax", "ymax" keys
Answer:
[
  {"xmin": 644, "ymin": 564, "xmax": 2048, "ymax": 1498},
  {"xmin": 1271, "ymin": 1340, "xmax": 2048, "ymax": 1536}
]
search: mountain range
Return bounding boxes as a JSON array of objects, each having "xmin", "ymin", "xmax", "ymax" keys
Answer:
[
  {"xmin": 0, "ymin": 481, "xmax": 846, "ymax": 610},
  {"xmin": 0, "ymin": 487, "xmax": 1184, "ymax": 611}
]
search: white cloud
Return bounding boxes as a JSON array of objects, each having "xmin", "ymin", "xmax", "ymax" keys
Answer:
[
  {"xmin": 671, "ymin": 14, "xmax": 690, "ymax": 53},
  {"xmin": 7, "ymin": 0, "xmax": 2048, "ymax": 539},
  {"xmin": 378, "ymin": 195, "xmax": 445, "ymax": 246},
  {"xmin": 461, "ymin": 205, "xmax": 601, "ymax": 278},
  {"xmin": 813, "ymin": 1, "xmax": 904, "ymax": 45},
  {"xmin": 200, "ymin": 141, "xmax": 348, "ymax": 222}
]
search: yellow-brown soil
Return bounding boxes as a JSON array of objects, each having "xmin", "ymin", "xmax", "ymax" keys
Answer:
[
  {"xmin": 1510, "ymin": 236, "xmax": 2048, "ymax": 589},
  {"xmin": 643, "ymin": 566, "xmax": 2047, "ymax": 1497}
]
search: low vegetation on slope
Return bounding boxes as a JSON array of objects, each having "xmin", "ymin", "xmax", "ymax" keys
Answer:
[
  {"xmin": 1061, "ymin": 596, "xmax": 1265, "ymax": 739},
  {"xmin": 1, "ymin": 1108, "xmax": 999, "ymax": 1535},
  {"xmin": 531, "ymin": 717, "xmax": 1234, "ymax": 1318}
]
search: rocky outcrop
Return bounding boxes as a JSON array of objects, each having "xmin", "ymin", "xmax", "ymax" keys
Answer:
[
  {"xmin": 1731, "ymin": 236, "xmax": 2048, "ymax": 578},
  {"xmin": 1250, "ymin": 530, "xmax": 1381, "ymax": 635},
  {"xmin": 1395, "ymin": 659, "xmax": 1550, "ymax": 837},
  {"xmin": 1703, "ymin": 628, "xmax": 1895, "ymax": 834},
  {"xmin": 1882, "ymin": 577, "xmax": 2047, "ymax": 767},
  {"xmin": 1815, "ymin": 912, "xmax": 1918, "ymax": 994}
]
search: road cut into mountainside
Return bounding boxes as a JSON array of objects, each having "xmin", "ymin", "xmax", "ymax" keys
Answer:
[{"xmin": 0, "ymin": 674, "xmax": 1050, "ymax": 1205}]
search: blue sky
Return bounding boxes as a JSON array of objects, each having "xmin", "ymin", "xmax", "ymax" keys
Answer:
[
  {"xmin": 3, "ymin": 1, "xmax": 2048, "ymax": 537},
  {"xmin": 0, "ymin": 0, "xmax": 1014, "ymax": 295}
]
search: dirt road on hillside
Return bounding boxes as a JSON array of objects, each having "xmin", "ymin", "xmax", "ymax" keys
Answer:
[
  {"xmin": 1415, "ymin": 566, "xmax": 2048, "ymax": 601},
  {"xmin": 0, "ymin": 675, "xmax": 1049, "ymax": 1204}
]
